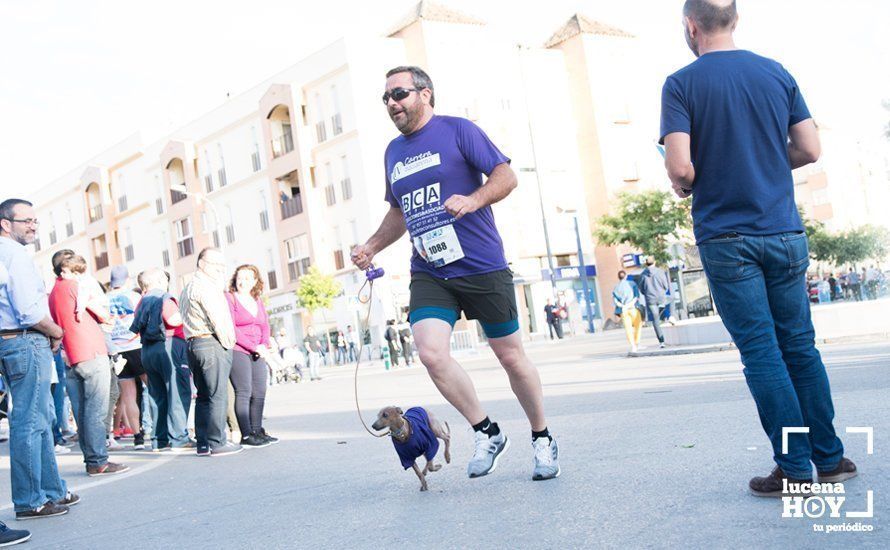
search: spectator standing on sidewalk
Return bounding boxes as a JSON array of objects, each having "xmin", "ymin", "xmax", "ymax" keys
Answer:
[
  {"xmin": 346, "ymin": 324, "xmax": 358, "ymax": 362},
  {"xmin": 107, "ymin": 265, "xmax": 146, "ymax": 448},
  {"xmin": 303, "ymin": 326, "xmax": 323, "ymax": 381},
  {"xmin": 543, "ymin": 298, "xmax": 563, "ymax": 340},
  {"xmin": 180, "ymin": 248, "xmax": 241, "ymax": 457},
  {"xmin": 0, "ymin": 199, "xmax": 76, "ymax": 527},
  {"xmin": 48, "ymin": 250, "xmax": 128, "ymax": 477},
  {"xmin": 661, "ymin": 0, "xmax": 855, "ymax": 496},
  {"xmin": 636, "ymin": 257, "xmax": 671, "ymax": 349}
]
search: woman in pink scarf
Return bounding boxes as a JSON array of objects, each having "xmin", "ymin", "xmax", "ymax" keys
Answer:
[{"xmin": 225, "ymin": 265, "xmax": 278, "ymax": 448}]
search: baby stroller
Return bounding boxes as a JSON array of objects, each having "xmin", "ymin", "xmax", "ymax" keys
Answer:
[{"xmin": 268, "ymin": 348, "xmax": 303, "ymax": 384}]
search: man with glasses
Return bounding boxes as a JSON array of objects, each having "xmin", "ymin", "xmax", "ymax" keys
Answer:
[
  {"xmin": 180, "ymin": 247, "xmax": 240, "ymax": 456},
  {"xmin": 0, "ymin": 199, "xmax": 77, "ymax": 533},
  {"xmin": 351, "ymin": 66, "xmax": 559, "ymax": 481}
]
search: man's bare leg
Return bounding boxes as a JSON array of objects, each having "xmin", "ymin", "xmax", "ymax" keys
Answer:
[
  {"xmin": 487, "ymin": 331, "xmax": 546, "ymax": 432},
  {"xmin": 411, "ymin": 318, "xmax": 486, "ymax": 425}
]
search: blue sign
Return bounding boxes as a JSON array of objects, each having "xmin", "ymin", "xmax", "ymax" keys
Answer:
[{"xmin": 541, "ymin": 265, "xmax": 597, "ymax": 281}]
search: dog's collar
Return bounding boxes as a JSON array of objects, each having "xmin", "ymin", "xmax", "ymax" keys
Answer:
[{"xmin": 389, "ymin": 416, "xmax": 412, "ymax": 442}]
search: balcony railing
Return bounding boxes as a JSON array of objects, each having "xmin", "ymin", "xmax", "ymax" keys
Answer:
[
  {"xmin": 251, "ymin": 151, "xmax": 262, "ymax": 172},
  {"xmin": 155, "ymin": 197, "xmax": 165, "ymax": 215},
  {"xmin": 280, "ymin": 194, "xmax": 303, "ymax": 220},
  {"xmin": 259, "ymin": 210, "xmax": 270, "ymax": 231},
  {"xmin": 204, "ymin": 174, "xmax": 213, "ymax": 193},
  {"xmin": 211, "ymin": 231, "xmax": 220, "ymax": 249},
  {"xmin": 94, "ymin": 252, "xmax": 109, "ymax": 270},
  {"xmin": 325, "ymin": 184, "xmax": 336, "ymax": 206},
  {"xmin": 217, "ymin": 168, "xmax": 228, "ymax": 188},
  {"xmin": 177, "ymin": 238, "xmax": 194, "ymax": 258},
  {"xmin": 287, "ymin": 258, "xmax": 311, "ymax": 282},
  {"xmin": 171, "ymin": 185, "xmax": 188, "ymax": 204},
  {"xmin": 267, "ymin": 270, "xmax": 278, "ymax": 291},
  {"xmin": 340, "ymin": 178, "xmax": 352, "ymax": 201},
  {"xmin": 225, "ymin": 225, "xmax": 235, "ymax": 244},
  {"xmin": 331, "ymin": 113, "xmax": 343, "ymax": 136},
  {"xmin": 271, "ymin": 132, "xmax": 294, "ymax": 159},
  {"xmin": 315, "ymin": 121, "xmax": 327, "ymax": 143},
  {"xmin": 162, "ymin": 249, "xmax": 171, "ymax": 267},
  {"xmin": 49, "ymin": 230, "xmax": 57, "ymax": 245},
  {"xmin": 124, "ymin": 244, "xmax": 134, "ymax": 262},
  {"xmin": 65, "ymin": 222, "xmax": 73, "ymax": 237},
  {"xmin": 89, "ymin": 205, "xmax": 103, "ymax": 223},
  {"xmin": 117, "ymin": 195, "xmax": 128, "ymax": 213},
  {"xmin": 33, "ymin": 238, "xmax": 41, "ymax": 252}
]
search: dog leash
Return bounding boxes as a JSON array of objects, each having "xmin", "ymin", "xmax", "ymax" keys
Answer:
[{"xmin": 354, "ymin": 265, "xmax": 390, "ymax": 438}]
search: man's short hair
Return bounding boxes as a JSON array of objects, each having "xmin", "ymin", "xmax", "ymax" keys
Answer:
[
  {"xmin": 197, "ymin": 247, "xmax": 221, "ymax": 267},
  {"xmin": 385, "ymin": 66, "xmax": 435, "ymax": 107},
  {"xmin": 683, "ymin": 0, "xmax": 738, "ymax": 33},
  {"xmin": 618, "ymin": 270, "xmax": 627, "ymax": 280},
  {"xmin": 0, "ymin": 199, "xmax": 33, "ymax": 228},
  {"xmin": 138, "ymin": 267, "xmax": 166, "ymax": 291}
]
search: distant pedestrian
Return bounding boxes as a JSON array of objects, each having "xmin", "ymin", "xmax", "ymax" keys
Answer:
[
  {"xmin": 346, "ymin": 324, "xmax": 358, "ymax": 362},
  {"xmin": 384, "ymin": 319, "xmax": 402, "ymax": 367},
  {"xmin": 336, "ymin": 330, "xmax": 347, "ymax": 364},
  {"xmin": 612, "ymin": 271, "xmax": 641, "ymax": 353},
  {"xmin": 636, "ymin": 258, "xmax": 671, "ymax": 349},
  {"xmin": 543, "ymin": 298, "xmax": 563, "ymax": 340},
  {"xmin": 398, "ymin": 324, "xmax": 414, "ymax": 366},
  {"xmin": 303, "ymin": 326, "xmax": 323, "ymax": 381}
]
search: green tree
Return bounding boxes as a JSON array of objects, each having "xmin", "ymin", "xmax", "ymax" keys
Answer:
[
  {"xmin": 799, "ymin": 206, "xmax": 834, "ymax": 263},
  {"xmin": 593, "ymin": 190, "xmax": 692, "ymax": 264},
  {"xmin": 832, "ymin": 225, "xmax": 890, "ymax": 266},
  {"xmin": 295, "ymin": 266, "xmax": 342, "ymax": 314}
]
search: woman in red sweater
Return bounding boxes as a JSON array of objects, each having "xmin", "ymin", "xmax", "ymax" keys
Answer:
[{"xmin": 225, "ymin": 265, "xmax": 278, "ymax": 448}]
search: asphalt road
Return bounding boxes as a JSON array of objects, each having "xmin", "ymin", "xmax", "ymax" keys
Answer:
[{"xmin": 1, "ymin": 330, "xmax": 886, "ymax": 549}]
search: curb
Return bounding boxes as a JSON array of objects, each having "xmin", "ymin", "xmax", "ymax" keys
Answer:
[{"xmin": 628, "ymin": 343, "xmax": 735, "ymax": 357}]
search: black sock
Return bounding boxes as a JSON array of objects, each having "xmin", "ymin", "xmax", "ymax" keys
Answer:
[
  {"xmin": 532, "ymin": 427, "xmax": 551, "ymax": 442},
  {"xmin": 472, "ymin": 417, "xmax": 500, "ymax": 437}
]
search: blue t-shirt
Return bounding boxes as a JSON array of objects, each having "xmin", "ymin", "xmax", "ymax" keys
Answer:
[
  {"xmin": 384, "ymin": 115, "xmax": 510, "ymax": 278},
  {"xmin": 391, "ymin": 407, "xmax": 440, "ymax": 470},
  {"xmin": 659, "ymin": 50, "xmax": 811, "ymax": 243}
]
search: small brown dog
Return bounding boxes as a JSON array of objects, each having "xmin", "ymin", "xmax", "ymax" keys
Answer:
[{"xmin": 372, "ymin": 406, "xmax": 451, "ymax": 491}]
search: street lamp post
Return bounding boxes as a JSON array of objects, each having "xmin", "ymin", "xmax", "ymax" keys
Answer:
[
  {"xmin": 517, "ymin": 44, "xmax": 557, "ymax": 297},
  {"xmin": 559, "ymin": 207, "xmax": 596, "ymax": 334}
]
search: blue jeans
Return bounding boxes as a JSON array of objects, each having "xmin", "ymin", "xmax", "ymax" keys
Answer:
[
  {"xmin": 172, "ymin": 338, "xmax": 192, "ymax": 435},
  {"xmin": 0, "ymin": 334, "xmax": 67, "ymax": 511},
  {"xmin": 188, "ymin": 337, "xmax": 232, "ymax": 450},
  {"xmin": 52, "ymin": 351, "xmax": 69, "ymax": 444},
  {"xmin": 699, "ymin": 232, "xmax": 844, "ymax": 478},
  {"xmin": 142, "ymin": 339, "xmax": 191, "ymax": 449},
  {"xmin": 66, "ymin": 355, "xmax": 111, "ymax": 467}
]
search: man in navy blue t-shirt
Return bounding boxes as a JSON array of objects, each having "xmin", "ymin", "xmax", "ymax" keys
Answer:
[
  {"xmin": 351, "ymin": 66, "xmax": 559, "ymax": 481},
  {"xmin": 660, "ymin": 0, "xmax": 855, "ymax": 497}
]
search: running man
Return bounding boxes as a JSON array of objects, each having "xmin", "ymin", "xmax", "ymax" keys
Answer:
[{"xmin": 351, "ymin": 66, "xmax": 559, "ymax": 481}]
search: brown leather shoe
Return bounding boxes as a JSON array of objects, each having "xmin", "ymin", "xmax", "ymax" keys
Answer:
[
  {"xmin": 86, "ymin": 462, "xmax": 130, "ymax": 477},
  {"xmin": 54, "ymin": 492, "xmax": 80, "ymax": 506},
  {"xmin": 749, "ymin": 466, "xmax": 812, "ymax": 497},
  {"xmin": 15, "ymin": 501, "xmax": 69, "ymax": 520},
  {"xmin": 817, "ymin": 457, "xmax": 858, "ymax": 483}
]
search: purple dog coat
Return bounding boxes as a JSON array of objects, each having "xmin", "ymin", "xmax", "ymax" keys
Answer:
[{"xmin": 392, "ymin": 407, "xmax": 440, "ymax": 469}]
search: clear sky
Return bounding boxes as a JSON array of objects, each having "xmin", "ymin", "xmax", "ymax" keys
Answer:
[{"xmin": 2, "ymin": 0, "xmax": 888, "ymax": 195}]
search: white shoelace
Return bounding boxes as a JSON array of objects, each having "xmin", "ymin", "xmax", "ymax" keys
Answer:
[
  {"xmin": 533, "ymin": 439, "xmax": 553, "ymax": 466},
  {"xmin": 472, "ymin": 431, "xmax": 494, "ymax": 459}
]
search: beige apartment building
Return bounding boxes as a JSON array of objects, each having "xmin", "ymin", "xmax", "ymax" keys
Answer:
[{"xmin": 29, "ymin": 1, "xmax": 670, "ymax": 348}]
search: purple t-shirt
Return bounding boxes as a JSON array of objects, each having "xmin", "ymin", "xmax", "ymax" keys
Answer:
[
  {"xmin": 384, "ymin": 115, "xmax": 510, "ymax": 279},
  {"xmin": 391, "ymin": 407, "xmax": 440, "ymax": 470}
]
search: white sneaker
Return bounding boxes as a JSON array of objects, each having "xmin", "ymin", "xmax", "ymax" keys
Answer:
[
  {"xmin": 630, "ymin": 344, "xmax": 638, "ymax": 353},
  {"xmin": 532, "ymin": 437, "xmax": 560, "ymax": 481},
  {"xmin": 54, "ymin": 444, "xmax": 71, "ymax": 455},
  {"xmin": 467, "ymin": 430, "xmax": 509, "ymax": 478},
  {"xmin": 106, "ymin": 438, "xmax": 124, "ymax": 451}
]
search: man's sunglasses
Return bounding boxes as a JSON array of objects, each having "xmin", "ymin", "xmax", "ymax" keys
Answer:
[{"xmin": 381, "ymin": 87, "xmax": 424, "ymax": 105}]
